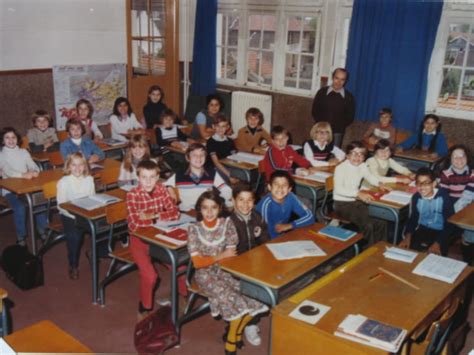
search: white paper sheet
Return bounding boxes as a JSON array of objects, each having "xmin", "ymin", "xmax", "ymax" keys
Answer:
[
  {"xmin": 266, "ymin": 241, "xmax": 326, "ymax": 260},
  {"xmin": 412, "ymin": 254, "xmax": 467, "ymax": 283}
]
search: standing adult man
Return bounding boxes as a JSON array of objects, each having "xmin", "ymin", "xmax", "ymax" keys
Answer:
[{"xmin": 311, "ymin": 68, "xmax": 355, "ymax": 147}]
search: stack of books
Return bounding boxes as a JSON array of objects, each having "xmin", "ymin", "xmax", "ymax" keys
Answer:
[
  {"xmin": 335, "ymin": 314, "xmax": 407, "ymax": 352},
  {"xmin": 266, "ymin": 240, "xmax": 326, "ymax": 260},
  {"xmin": 155, "ymin": 228, "xmax": 188, "ymax": 246},
  {"xmin": 380, "ymin": 190, "xmax": 414, "ymax": 205},
  {"xmin": 227, "ymin": 152, "xmax": 264, "ymax": 165},
  {"xmin": 153, "ymin": 214, "xmax": 196, "ymax": 246},
  {"xmin": 317, "ymin": 225, "xmax": 357, "ymax": 241},
  {"xmin": 383, "ymin": 247, "xmax": 418, "ymax": 263}
]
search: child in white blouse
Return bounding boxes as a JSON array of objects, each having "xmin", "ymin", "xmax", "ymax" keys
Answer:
[
  {"xmin": 365, "ymin": 139, "xmax": 415, "ymax": 187},
  {"xmin": 303, "ymin": 121, "xmax": 345, "ymax": 167},
  {"xmin": 109, "ymin": 97, "xmax": 145, "ymax": 142},
  {"xmin": 0, "ymin": 127, "xmax": 47, "ymax": 246},
  {"xmin": 57, "ymin": 152, "xmax": 95, "ymax": 280}
]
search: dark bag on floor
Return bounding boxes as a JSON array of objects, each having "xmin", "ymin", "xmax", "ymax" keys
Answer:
[
  {"xmin": 1, "ymin": 245, "xmax": 44, "ymax": 290},
  {"xmin": 134, "ymin": 306, "xmax": 179, "ymax": 354}
]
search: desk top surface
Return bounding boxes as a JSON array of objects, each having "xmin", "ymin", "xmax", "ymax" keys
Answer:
[
  {"xmin": 0, "ymin": 158, "xmax": 121, "ymax": 194},
  {"xmin": 4, "ymin": 320, "xmax": 92, "ymax": 353},
  {"xmin": 221, "ymin": 158, "xmax": 259, "ymax": 170},
  {"xmin": 363, "ymin": 182, "xmax": 414, "ymax": 209},
  {"xmin": 394, "ymin": 149, "xmax": 439, "ymax": 163},
  {"xmin": 60, "ymin": 188, "xmax": 127, "ymax": 220},
  {"xmin": 448, "ymin": 203, "xmax": 474, "ymax": 230},
  {"xmin": 272, "ymin": 242, "xmax": 473, "ymax": 347},
  {"xmin": 220, "ymin": 223, "xmax": 362, "ymax": 289}
]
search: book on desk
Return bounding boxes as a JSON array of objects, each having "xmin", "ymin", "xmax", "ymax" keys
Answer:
[
  {"xmin": 335, "ymin": 314, "xmax": 407, "ymax": 353},
  {"xmin": 71, "ymin": 193, "xmax": 121, "ymax": 210},
  {"xmin": 155, "ymin": 228, "xmax": 188, "ymax": 246},
  {"xmin": 317, "ymin": 225, "xmax": 357, "ymax": 241}
]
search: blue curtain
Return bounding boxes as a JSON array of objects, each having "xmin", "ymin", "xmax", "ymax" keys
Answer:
[
  {"xmin": 191, "ymin": 0, "xmax": 217, "ymax": 96},
  {"xmin": 345, "ymin": 0, "xmax": 443, "ymax": 131}
]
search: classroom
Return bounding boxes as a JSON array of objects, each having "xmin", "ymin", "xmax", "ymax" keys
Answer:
[{"xmin": 0, "ymin": 0, "xmax": 473, "ymax": 354}]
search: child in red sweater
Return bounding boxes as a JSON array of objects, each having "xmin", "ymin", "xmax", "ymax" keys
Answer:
[{"xmin": 262, "ymin": 125, "xmax": 316, "ymax": 181}]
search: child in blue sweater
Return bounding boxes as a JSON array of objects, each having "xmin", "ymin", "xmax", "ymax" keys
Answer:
[
  {"xmin": 60, "ymin": 119, "xmax": 105, "ymax": 164},
  {"xmin": 399, "ymin": 168, "xmax": 454, "ymax": 256},
  {"xmin": 396, "ymin": 114, "xmax": 448, "ymax": 157},
  {"xmin": 256, "ymin": 170, "xmax": 315, "ymax": 239}
]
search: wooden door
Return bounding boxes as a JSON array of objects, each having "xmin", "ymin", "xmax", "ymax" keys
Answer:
[{"xmin": 126, "ymin": 0, "xmax": 180, "ymax": 119}]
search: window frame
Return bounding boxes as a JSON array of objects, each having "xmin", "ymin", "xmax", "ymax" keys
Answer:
[
  {"xmin": 427, "ymin": 10, "xmax": 474, "ymax": 120},
  {"xmin": 216, "ymin": 2, "xmax": 325, "ymax": 97}
]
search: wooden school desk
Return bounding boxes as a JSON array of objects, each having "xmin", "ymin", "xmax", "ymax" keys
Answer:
[
  {"xmin": 4, "ymin": 320, "xmax": 92, "ymax": 353},
  {"xmin": 364, "ymin": 182, "xmax": 412, "ymax": 244},
  {"xmin": 60, "ymin": 187, "xmax": 126, "ymax": 304},
  {"xmin": 292, "ymin": 165, "xmax": 335, "ymax": 215},
  {"xmin": 132, "ymin": 225, "xmax": 190, "ymax": 328},
  {"xmin": 0, "ymin": 158, "xmax": 121, "ymax": 255},
  {"xmin": 220, "ymin": 223, "xmax": 362, "ymax": 307},
  {"xmin": 449, "ymin": 202, "xmax": 474, "ymax": 242},
  {"xmin": 393, "ymin": 149, "xmax": 440, "ymax": 171},
  {"xmin": 271, "ymin": 242, "xmax": 473, "ymax": 355},
  {"xmin": 221, "ymin": 157, "xmax": 259, "ymax": 184}
]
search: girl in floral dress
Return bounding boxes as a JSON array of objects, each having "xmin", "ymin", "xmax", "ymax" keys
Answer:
[{"xmin": 187, "ymin": 190, "xmax": 268, "ymax": 355}]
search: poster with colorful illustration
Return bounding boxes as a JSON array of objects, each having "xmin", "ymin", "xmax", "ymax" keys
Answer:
[{"xmin": 53, "ymin": 63, "xmax": 127, "ymax": 130}]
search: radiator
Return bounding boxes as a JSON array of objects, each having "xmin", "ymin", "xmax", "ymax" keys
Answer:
[{"xmin": 231, "ymin": 91, "xmax": 272, "ymax": 133}]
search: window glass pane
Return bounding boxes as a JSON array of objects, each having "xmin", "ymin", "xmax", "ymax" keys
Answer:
[
  {"xmin": 468, "ymin": 26, "xmax": 474, "ymax": 67},
  {"xmin": 132, "ymin": 40, "xmax": 149, "ymax": 75},
  {"xmin": 262, "ymin": 51, "xmax": 273, "ymax": 85},
  {"xmin": 151, "ymin": 0, "xmax": 166, "ymax": 38},
  {"xmin": 461, "ymin": 69, "xmax": 474, "ymax": 111},
  {"xmin": 444, "ymin": 24, "xmax": 468, "ymax": 66},
  {"xmin": 302, "ymin": 16, "xmax": 317, "ymax": 54},
  {"xmin": 151, "ymin": 40, "xmax": 166, "ymax": 75},
  {"xmin": 287, "ymin": 16, "xmax": 301, "ymax": 52},
  {"xmin": 262, "ymin": 15, "xmax": 275, "ymax": 50},
  {"xmin": 247, "ymin": 50, "xmax": 260, "ymax": 83},
  {"xmin": 438, "ymin": 68, "xmax": 462, "ymax": 109},
  {"xmin": 131, "ymin": 0, "xmax": 148, "ymax": 38},
  {"xmin": 249, "ymin": 14, "xmax": 262, "ymax": 49},
  {"xmin": 298, "ymin": 56, "xmax": 314, "ymax": 90},
  {"xmin": 226, "ymin": 49, "xmax": 238, "ymax": 80},
  {"xmin": 227, "ymin": 15, "xmax": 239, "ymax": 46},
  {"xmin": 284, "ymin": 53, "xmax": 298, "ymax": 88}
]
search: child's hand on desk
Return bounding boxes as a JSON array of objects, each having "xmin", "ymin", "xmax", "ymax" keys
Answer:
[
  {"xmin": 218, "ymin": 248, "xmax": 237, "ymax": 261},
  {"xmin": 170, "ymin": 141, "xmax": 183, "ymax": 149},
  {"xmin": 399, "ymin": 235, "xmax": 411, "ymax": 249},
  {"xmin": 357, "ymin": 191, "xmax": 375, "ymax": 203},
  {"xmin": 379, "ymin": 184, "xmax": 392, "ymax": 193},
  {"xmin": 397, "ymin": 177, "xmax": 412, "ymax": 185},
  {"xmin": 139, "ymin": 211, "xmax": 155, "ymax": 220},
  {"xmin": 22, "ymin": 171, "xmax": 37, "ymax": 179},
  {"xmin": 308, "ymin": 167, "xmax": 321, "ymax": 175},
  {"xmin": 89, "ymin": 154, "xmax": 100, "ymax": 164},
  {"xmin": 253, "ymin": 146, "xmax": 267, "ymax": 155},
  {"xmin": 275, "ymin": 223, "xmax": 293, "ymax": 233},
  {"xmin": 327, "ymin": 158, "xmax": 340, "ymax": 166},
  {"xmin": 428, "ymin": 242, "xmax": 441, "ymax": 255}
]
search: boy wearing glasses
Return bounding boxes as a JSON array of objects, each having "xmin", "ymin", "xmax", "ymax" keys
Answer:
[
  {"xmin": 303, "ymin": 121, "xmax": 346, "ymax": 167},
  {"xmin": 333, "ymin": 141, "xmax": 388, "ymax": 245},
  {"xmin": 399, "ymin": 168, "xmax": 454, "ymax": 256}
]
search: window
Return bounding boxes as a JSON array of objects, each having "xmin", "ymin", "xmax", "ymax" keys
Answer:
[
  {"xmin": 283, "ymin": 15, "xmax": 320, "ymax": 90},
  {"xmin": 130, "ymin": 0, "xmax": 166, "ymax": 76},
  {"xmin": 437, "ymin": 22, "xmax": 474, "ymax": 113},
  {"xmin": 217, "ymin": 2, "xmax": 325, "ymax": 95}
]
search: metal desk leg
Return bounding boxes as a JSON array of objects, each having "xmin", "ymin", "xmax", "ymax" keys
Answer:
[
  {"xmin": 86, "ymin": 219, "xmax": 99, "ymax": 304},
  {"xmin": 261, "ymin": 285, "xmax": 277, "ymax": 307},
  {"xmin": 163, "ymin": 248, "xmax": 179, "ymax": 326},
  {"xmin": 25, "ymin": 193, "xmax": 37, "ymax": 255}
]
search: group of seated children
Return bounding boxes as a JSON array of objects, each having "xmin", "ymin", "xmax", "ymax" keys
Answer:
[{"xmin": 1, "ymin": 87, "xmax": 473, "ymax": 354}]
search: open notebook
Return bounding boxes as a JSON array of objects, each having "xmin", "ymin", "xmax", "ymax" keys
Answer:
[{"xmin": 71, "ymin": 193, "xmax": 121, "ymax": 211}]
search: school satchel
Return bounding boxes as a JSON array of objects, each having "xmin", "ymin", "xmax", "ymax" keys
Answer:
[
  {"xmin": 1, "ymin": 245, "xmax": 44, "ymax": 290},
  {"xmin": 134, "ymin": 306, "xmax": 179, "ymax": 354}
]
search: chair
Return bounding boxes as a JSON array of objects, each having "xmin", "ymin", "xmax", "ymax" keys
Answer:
[
  {"xmin": 0, "ymin": 288, "xmax": 10, "ymax": 336},
  {"xmin": 57, "ymin": 130, "xmax": 68, "ymax": 142},
  {"xmin": 402, "ymin": 299, "xmax": 460, "ymax": 355},
  {"xmin": 98, "ymin": 201, "xmax": 137, "ymax": 306},
  {"xmin": 21, "ymin": 136, "xmax": 30, "ymax": 150},
  {"xmin": 98, "ymin": 167, "xmax": 120, "ymax": 191},
  {"xmin": 47, "ymin": 150, "xmax": 65, "ymax": 169},
  {"xmin": 318, "ymin": 175, "xmax": 351, "ymax": 225},
  {"xmin": 178, "ymin": 259, "xmax": 210, "ymax": 332},
  {"xmin": 38, "ymin": 180, "xmax": 65, "ymax": 255}
]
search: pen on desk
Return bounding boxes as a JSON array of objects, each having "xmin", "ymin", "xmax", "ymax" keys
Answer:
[
  {"xmin": 369, "ymin": 272, "xmax": 382, "ymax": 281},
  {"xmin": 378, "ymin": 267, "xmax": 420, "ymax": 291}
]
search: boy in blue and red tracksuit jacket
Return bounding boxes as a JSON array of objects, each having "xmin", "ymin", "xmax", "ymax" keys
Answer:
[
  {"xmin": 256, "ymin": 170, "xmax": 315, "ymax": 239},
  {"xmin": 399, "ymin": 168, "xmax": 454, "ymax": 256}
]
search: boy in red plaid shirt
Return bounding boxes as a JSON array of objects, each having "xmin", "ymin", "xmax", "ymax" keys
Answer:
[{"xmin": 127, "ymin": 160, "xmax": 187, "ymax": 318}]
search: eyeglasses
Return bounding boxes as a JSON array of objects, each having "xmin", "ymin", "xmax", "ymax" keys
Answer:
[{"xmin": 416, "ymin": 180, "xmax": 433, "ymax": 187}]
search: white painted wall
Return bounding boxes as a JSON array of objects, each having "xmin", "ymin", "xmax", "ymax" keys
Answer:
[{"xmin": 0, "ymin": 0, "xmax": 127, "ymax": 70}]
